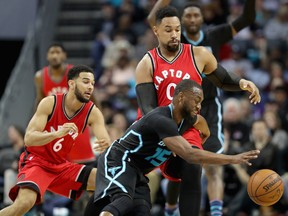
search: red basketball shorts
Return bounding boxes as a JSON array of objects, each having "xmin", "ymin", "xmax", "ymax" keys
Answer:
[
  {"xmin": 160, "ymin": 127, "xmax": 203, "ymax": 182},
  {"xmin": 9, "ymin": 152, "xmax": 92, "ymax": 204}
]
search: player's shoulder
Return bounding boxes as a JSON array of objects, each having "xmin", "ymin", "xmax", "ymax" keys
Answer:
[
  {"xmin": 146, "ymin": 106, "xmax": 171, "ymax": 120},
  {"xmin": 40, "ymin": 95, "xmax": 55, "ymax": 105},
  {"xmin": 34, "ymin": 68, "xmax": 43, "ymax": 79},
  {"xmin": 192, "ymin": 45, "xmax": 211, "ymax": 55},
  {"xmin": 36, "ymin": 95, "xmax": 56, "ymax": 114}
]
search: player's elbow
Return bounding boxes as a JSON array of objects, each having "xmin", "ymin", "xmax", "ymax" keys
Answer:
[{"xmin": 24, "ymin": 134, "xmax": 32, "ymax": 146}]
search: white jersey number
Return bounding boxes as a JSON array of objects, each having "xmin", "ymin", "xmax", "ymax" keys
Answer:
[
  {"xmin": 53, "ymin": 138, "xmax": 64, "ymax": 152},
  {"xmin": 166, "ymin": 83, "xmax": 177, "ymax": 101}
]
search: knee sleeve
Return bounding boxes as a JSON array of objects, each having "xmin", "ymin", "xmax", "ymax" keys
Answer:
[
  {"xmin": 84, "ymin": 195, "xmax": 110, "ymax": 216},
  {"xmin": 126, "ymin": 199, "xmax": 151, "ymax": 216},
  {"xmin": 166, "ymin": 180, "xmax": 180, "ymax": 205},
  {"xmin": 181, "ymin": 162, "xmax": 202, "ymax": 192},
  {"xmin": 179, "ymin": 163, "xmax": 202, "ymax": 216},
  {"xmin": 102, "ymin": 194, "xmax": 133, "ymax": 216}
]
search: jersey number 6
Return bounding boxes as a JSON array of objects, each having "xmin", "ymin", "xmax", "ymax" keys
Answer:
[{"xmin": 53, "ymin": 138, "xmax": 64, "ymax": 152}]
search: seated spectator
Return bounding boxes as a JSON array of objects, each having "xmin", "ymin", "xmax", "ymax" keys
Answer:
[{"xmin": 226, "ymin": 119, "xmax": 285, "ymax": 216}]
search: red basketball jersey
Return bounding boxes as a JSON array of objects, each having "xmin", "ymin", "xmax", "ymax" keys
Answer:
[
  {"xmin": 137, "ymin": 44, "xmax": 203, "ymax": 148},
  {"xmin": 42, "ymin": 64, "xmax": 74, "ymax": 96},
  {"xmin": 136, "ymin": 44, "xmax": 202, "ymax": 118},
  {"xmin": 26, "ymin": 93, "xmax": 94, "ymax": 164},
  {"xmin": 150, "ymin": 43, "xmax": 202, "ymax": 105},
  {"xmin": 41, "ymin": 64, "xmax": 95, "ymax": 163}
]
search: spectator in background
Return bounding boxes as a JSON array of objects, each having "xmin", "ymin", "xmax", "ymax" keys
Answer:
[
  {"xmin": 99, "ymin": 38, "xmax": 137, "ymax": 119},
  {"xmin": 111, "ymin": 14, "xmax": 138, "ymax": 45},
  {"xmin": 0, "ymin": 125, "xmax": 24, "ymax": 207},
  {"xmin": 223, "ymin": 97, "xmax": 250, "ymax": 144},
  {"xmin": 266, "ymin": 61, "xmax": 287, "ymax": 92},
  {"xmin": 263, "ymin": 110, "xmax": 288, "ymax": 151},
  {"xmin": 220, "ymin": 42, "xmax": 254, "ymax": 83},
  {"xmin": 101, "ymin": 36, "xmax": 134, "ymax": 71},
  {"xmin": 269, "ymin": 85, "xmax": 288, "ymax": 133},
  {"xmin": 134, "ymin": 28, "xmax": 158, "ymax": 61},
  {"xmin": 264, "ymin": 3, "xmax": 288, "ymax": 43},
  {"xmin": 227, "ymin": 119, "xmax": 285, "ymax": 216}
]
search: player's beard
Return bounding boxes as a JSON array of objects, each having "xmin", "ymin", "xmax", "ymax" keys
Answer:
[
  {"xmin": 181, "ymin": 101, "xmax": 192, "ymax": 119},
  {"xmin": 166, "ymin": 42, "xmax": 180, "ymax": 52},
  {"xmin": 75, "ymin": 85, "xmax": 89, "ymax": 103}
]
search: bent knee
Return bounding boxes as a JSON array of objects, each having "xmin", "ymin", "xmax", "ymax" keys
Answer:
[
  {"xmin": 204, "ymin": 164, "xmax": 223, "ymax": 178},
  {"xmin": 14, "ymin": 189, "xmax": 37, "ymax": 211},
  {"xmin": 87, "ymin": 168, "xmax": 96, "ymax": 191}
]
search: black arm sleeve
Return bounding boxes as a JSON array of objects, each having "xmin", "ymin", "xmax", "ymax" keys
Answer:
[
  {"xmin": 136, "ymin": 82, "xmax": 158, "ymax": 115},
  {"xmin": 232, "ymin": 0, "xmax": 256, "ymax": 32},
  {"xmin": 205, "ymin": 64, "xmax": 242, "ymax": 91}
]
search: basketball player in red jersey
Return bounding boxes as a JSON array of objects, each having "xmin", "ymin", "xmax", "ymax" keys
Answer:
[
  {"xmin": 135, "ymin": 6, "xmax": 261, "ymax": 216},
  {"xmin": 34, "ymin": 43, "xmax": 97, "ymax": 164},
  {"xmin": 0, "ymin": 65, "xmax": 110, "ymax": 216}
]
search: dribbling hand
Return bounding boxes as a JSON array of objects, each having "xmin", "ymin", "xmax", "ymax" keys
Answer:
[{"xmin": 233, "ymin": 150, "xmax": 260, "ymax": 166}]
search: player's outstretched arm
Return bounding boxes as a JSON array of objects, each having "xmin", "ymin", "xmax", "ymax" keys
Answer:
[
  {"xmin": 25, "ymin": 96, "xmax": 77, "ymax": 146},
  {"xmin": 196, "ymin": 46, "xmax": 261, "ymax": 104},
  {"xmin": 147, "ymin": 0, "xmax": 172, "ymax": 28},
  {"xmin": 163, "ymin": 135, "xmax": 260, "ymax": 165}
]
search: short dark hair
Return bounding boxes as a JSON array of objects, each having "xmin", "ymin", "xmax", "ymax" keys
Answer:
[
  {"xmin": 183, "ymin": 2, "xmax": 202, "ymax": 11},
  {"xmin": 174, "ymin": 79, "xmax": 202, "ymax": 96},
  {"xmin": 67, "ymin": 65, "xmax": 94, "ymax": 81},
  {"xmin": 155, "ymin": 6, "xmax": 179, "ymax": 24},
  {"xmin": 47, "ymin": 42, "xmax": 66, "ymax": 53}
]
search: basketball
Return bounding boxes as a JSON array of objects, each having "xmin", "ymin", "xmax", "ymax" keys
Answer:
[{"xmin": 247, "ymin": 169, "xmax": 284, "ymax": 206}]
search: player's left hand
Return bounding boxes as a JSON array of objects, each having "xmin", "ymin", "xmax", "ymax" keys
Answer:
[
  {"xmin": 239, "ymin": 79, "xmax": 261, "ymax": 104},
  {"xmin": 93, "ymin": 139, "xmax": 110, "ymax": 153},
  {"xmin": 233, "ymin": 150, "xmax": 260, "ymax": 166}
]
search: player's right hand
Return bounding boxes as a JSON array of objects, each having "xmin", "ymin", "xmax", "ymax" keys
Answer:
[
  {"xmin": 94, "ymin": 139, "xmax": 110, "ymax": 153},
  {"xmin": 57, "ymin": 123, "xmax": 78, "ymax": 137}
]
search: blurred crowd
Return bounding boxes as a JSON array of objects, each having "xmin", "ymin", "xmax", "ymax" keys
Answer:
[{"xmin": 1, "ymin": 0, "xmax": 288, "ymax": 215}]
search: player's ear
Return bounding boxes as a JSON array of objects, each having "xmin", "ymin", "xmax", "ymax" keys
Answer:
[
  {"xmin": 153, "ymin": 26, "xmax": 158, "ymax": 37},
  {"xmin": 68, "ymin": 80, "xmax": 74, "ymax": 89},
  {"xmin": 62, "ymin": 51, "xmax": 67, "ymax": 61},
  {"xmin": 178, "ymin": 92, "xmax": 184, "ymax": 104}
]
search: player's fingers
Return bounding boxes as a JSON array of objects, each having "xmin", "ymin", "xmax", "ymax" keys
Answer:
[
  {"xmin": 245, "ymin": 161, "xmax": 252, "ymax": 166},
  {"xmin": 246, "ymin": 150, "xmax": 260, "ymax": 157}
]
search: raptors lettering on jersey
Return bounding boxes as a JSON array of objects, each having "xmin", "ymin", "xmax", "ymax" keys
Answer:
[
  {"xmin": 154, "ymin": 69, "xmax": 192, "ymax": 100},
  {"xmin": 46, "ymin": 125, "xmax": 79, "ymax": 140}
]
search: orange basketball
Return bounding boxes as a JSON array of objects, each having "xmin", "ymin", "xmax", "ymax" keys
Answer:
[{"xmin": 247, "ymin": 169, "xmax": 284, "ymax": 206}]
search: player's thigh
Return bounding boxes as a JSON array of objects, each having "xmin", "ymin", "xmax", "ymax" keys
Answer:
[
  {"xmin": 87, "ymin": 167, "xmax": 96, "ymax": 191},
  {"xmin": 48, "ymin": 163, "xmax": 92, "ymax": 200},
  {"xmin": 9, "ymin": 164, "xmax": 54, "ymax": 204}
]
